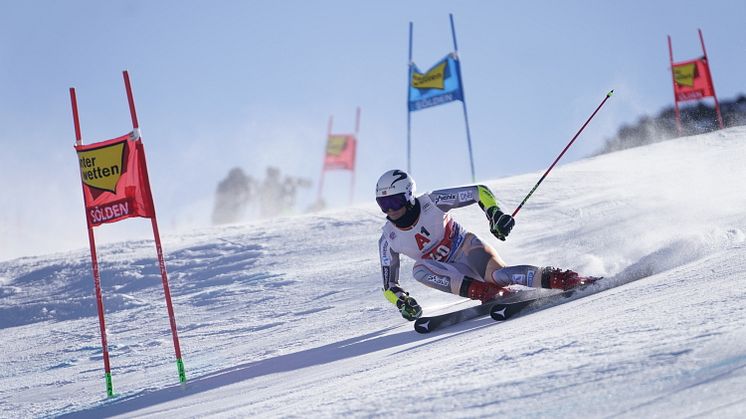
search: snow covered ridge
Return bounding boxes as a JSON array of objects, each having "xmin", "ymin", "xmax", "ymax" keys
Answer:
[{"xmin": 2, "ymin": 127, "xmax": 746, "ymax": 418}]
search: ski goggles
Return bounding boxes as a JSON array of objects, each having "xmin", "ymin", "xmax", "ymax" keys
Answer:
[{"xmin": 376, "ymin": 193, "xmax": 408, "ymax": 213}]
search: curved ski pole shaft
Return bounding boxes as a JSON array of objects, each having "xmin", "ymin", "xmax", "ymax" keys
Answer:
[{"xmin": 512, "ymin": 90, "xmax": 614, "ymax": 218}]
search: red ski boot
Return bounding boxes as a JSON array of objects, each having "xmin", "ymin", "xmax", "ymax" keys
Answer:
[
  {"xmin": 541, "ymin": 267, "xmax": 588, "ymax": 290},
  {"xmin": 460, "ymin": 278, "xmax": 510, "ymax": 303}
]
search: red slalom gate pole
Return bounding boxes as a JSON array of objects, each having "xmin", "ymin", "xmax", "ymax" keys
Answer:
[
  {"xmin": 350, "ymin": 107, "xmax": 361, "ymax": 205},
  {"xmin": 70, "ymin": 88, "xmax": 83, "ymax": 146},
  {"xmin": 70, "ymin": 87, "xmax": 115, "ymax": 397},
  {"xmin": 512, "ymin": 90, "xmax": 614, "ymax": 218},
  {"xmin": 698, "ymin": 29, "xmax": 724, "ymax": 129},
  {"xmin": 122, "ymin": 70, "xmax": 186, "ymax": 384},
  {"xmin": 668, "ymin": 35, "xmax": 682, "ymax": 135},
  {"xmin": 316, "ymin": 115, "xmax": 333, "ymax": 204}
]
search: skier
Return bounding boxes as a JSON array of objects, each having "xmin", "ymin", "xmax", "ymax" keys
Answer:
[{"xmin": 376, "ymin": 169, "xmax": 590, "ymax": 321}]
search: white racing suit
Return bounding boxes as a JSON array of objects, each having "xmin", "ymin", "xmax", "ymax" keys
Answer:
[{"xmin": 379, "ymin": 185, "xmax": 542, "ymax": 306}]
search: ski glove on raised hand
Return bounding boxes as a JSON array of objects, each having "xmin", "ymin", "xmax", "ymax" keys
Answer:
[
  {"xmin": 396, "ymin": 295, "xmax": 423, "ymax": 321},
  {"xmin": 486, "ymin": 206, "xmax": 515, "ymax": 241}
]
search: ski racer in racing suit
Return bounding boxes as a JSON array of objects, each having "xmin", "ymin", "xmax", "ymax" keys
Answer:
[{"xmin": 376, "ymin": 169, "xmax": 586, "ymax": 321}]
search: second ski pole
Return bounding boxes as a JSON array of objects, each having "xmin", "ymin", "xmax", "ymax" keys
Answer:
[{"xmin": 512, "ymin": 90, "xmax": 614, "ymax": 217}]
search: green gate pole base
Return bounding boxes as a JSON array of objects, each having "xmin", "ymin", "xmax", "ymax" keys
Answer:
[
  {"xmin": 105, "ymin": 372, "xmax": 114, "ymax": 398},
  {"xmin": 177, "ymin": 358, "xmax": 187, "ymax": 383}
]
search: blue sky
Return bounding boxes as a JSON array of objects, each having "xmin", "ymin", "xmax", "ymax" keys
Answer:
[{"xmin": 1, "ymin": 1, "xmax": 745, "ymax": 260}]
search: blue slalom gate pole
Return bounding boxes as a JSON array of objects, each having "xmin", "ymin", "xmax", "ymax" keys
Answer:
[
  {"xmin": 450, "ymin": 13, "xmax": 476, "ymax": 182},
  {"xmin": 407, "ymin": 21, "xmax": 413, "ymax": 174}
]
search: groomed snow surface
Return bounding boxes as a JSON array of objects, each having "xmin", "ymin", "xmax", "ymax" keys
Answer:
[{"xmin": 2, "ymin": 128, "xmax": 746, "ymax": 418}]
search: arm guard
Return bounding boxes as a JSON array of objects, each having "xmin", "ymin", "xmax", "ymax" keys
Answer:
[
  {"xmin": 429, "ymin": 184, "xmax": 500, "ymax": 214},
  {"xmin": 476, "ymin": 184, "xmax": 499, "ymax": 212}
]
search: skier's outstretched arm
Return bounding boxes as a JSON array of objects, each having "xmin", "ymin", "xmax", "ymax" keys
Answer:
[
  {"xmin": 429, "ymin": 185, "xmax": 515, "ymax": 241},
  {"xmin": 429, "ymin": 184, "xmax": 498, "ymax": 211},
  {"xmin": 379, "ymin": 235, "xmax": 422, "ymax": 321}
]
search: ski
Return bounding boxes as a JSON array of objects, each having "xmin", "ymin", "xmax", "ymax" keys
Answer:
[
  {"xmin": 490, "ymin": 277, "xmax": 603, "ymax": 321},
  {"xmin": 414, "ymin": 300, "xmax": 498, "ymax": 334},
  {"xmin": 413, "ymin": 289, "xmax": 547, "ymax": 334},
  {"xmin": 413, "ymin": 278, "xmax": 604, "ymax": 333}
]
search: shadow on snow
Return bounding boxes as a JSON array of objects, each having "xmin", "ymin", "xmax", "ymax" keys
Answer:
[{"xmin": 57, "ymin": 319, "xmax": 495, "ymax": 418}]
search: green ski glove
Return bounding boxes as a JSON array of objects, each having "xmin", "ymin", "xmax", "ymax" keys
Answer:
[{"xmin": 396, "ymin": 295, "xmax": 422, "ymax": 321}]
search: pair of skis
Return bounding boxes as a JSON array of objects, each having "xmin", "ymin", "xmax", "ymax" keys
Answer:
[{"xmin": 413, "ymin": 277, "xmax": 603, "ymax": 334}]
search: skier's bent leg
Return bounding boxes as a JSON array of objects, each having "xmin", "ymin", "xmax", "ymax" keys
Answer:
[
  {"xmin": 411, "ymin": 260, "xmax": 468, "ymax": 295},
  {"xmin": 492, "ymin": 265, "xmax": 585, "ymax": 290},
  {"xmin": 413, "ymin": 260, "xmax": 510, "ymax": 303},
  {"xmin": 454, "ymin": 233, "xmax": 507, "ymax": 283},
  {"xmin": 491, "ymin": 265, "xmax": 543, "ymax": 287}
]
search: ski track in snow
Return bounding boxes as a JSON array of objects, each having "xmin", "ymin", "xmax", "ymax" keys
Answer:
[{"xmin": 1, "ymin": 128, "xmax": 746, "ymax": 418}]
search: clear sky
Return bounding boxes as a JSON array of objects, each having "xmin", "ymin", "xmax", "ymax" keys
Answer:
[{"xmin": 1, "ymin": 0, "xmax": 745, "ymax": 260}]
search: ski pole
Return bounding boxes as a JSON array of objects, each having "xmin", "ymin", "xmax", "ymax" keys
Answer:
[{"xmin": 512, "ymin": 90, "xmax": 614, "ymax": 217}]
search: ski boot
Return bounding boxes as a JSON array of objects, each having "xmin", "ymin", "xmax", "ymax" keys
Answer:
[
  {"xmin": 541, "ymin": 267, "xmax": 591, "ymax": 290},
  {"xmin": 460, "ymin": 278, "xmax": 510, "ymax": 303}
]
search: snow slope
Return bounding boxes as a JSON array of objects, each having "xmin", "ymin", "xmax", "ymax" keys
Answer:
[{"xmin": 2, "ymin": 127, "xmax": 746, "ymax": 418}]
